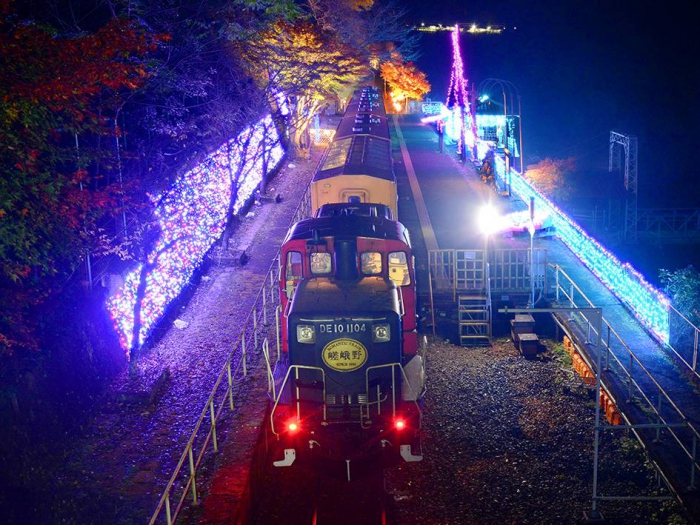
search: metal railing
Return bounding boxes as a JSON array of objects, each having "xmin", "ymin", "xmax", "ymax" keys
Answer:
[
  {"xmin": 149, "ymin": 185, "xmax": 311, "ymax": 525},
  {"xmin": 667, "ymin": 305, "xmax": 700, "ymax": 381},
  {"xmin": 428, "ymin": 248, "xmax": 547, "ymax": 300},
  {"xmin": 549, "ymin": 263, "xmax": 700, "ymax": 491},
  {"xmin": 636, "ymin": 208, "xmax": 700, "ymax": 240}
]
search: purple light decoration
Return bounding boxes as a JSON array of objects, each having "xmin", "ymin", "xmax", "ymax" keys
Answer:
[
  {"xmin": 106, "ymin": 116, "xmax": 284, "ymax": 355},
  {"xmin": 445, "ymin": 25, "xmax": 478, "ymax": 154}
]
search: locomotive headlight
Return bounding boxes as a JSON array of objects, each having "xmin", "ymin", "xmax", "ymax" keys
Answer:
[
  {"xmin": 372, "ymin": 323, "xmax": 391, "ymax": 342},
  {"xmin": 297, "ymin": 325, "xmax": 315, "ymax": 344}
]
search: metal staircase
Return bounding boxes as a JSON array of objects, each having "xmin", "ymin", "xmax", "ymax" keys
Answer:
[{"xmin": 458, "ymin": 293, "xmax": 491, "ymax": 346}]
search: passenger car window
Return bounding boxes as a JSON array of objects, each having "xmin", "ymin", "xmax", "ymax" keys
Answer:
[
  {"xmin": 310, "ymin": 252, "xmax": 332, "ymax": 274},
  {"xmin": 389, "ymin": 251, "xmax": 410, "ymax": 285},
  {"xmin": 361, "ymin": 252, "xmax": 382, "ymax": 275}
]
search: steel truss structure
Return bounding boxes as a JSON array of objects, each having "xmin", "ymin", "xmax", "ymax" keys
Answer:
[{"xmin": 609, "ymin": 131, "xmax": 638, "ymax": 240}]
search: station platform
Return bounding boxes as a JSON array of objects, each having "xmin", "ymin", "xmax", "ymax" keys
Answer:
[{"xmin": 391, "ymin": 112, "xmax": 700, "ymax": 520}]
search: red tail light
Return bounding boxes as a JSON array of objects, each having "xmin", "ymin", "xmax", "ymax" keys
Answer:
[
  {"xmin": 394, "ymin": 419, "xmax": 406, "ymax": 431},
  {"xmin": 287, "ymin": 420, "xmax": 300, "ymax": 433}
]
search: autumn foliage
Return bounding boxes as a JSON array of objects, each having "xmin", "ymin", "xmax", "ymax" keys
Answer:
[
  {"xmin": 523, "ymin": 157, "xmax": 577, "ymax": 202},
  {"xmin": 0, "ymin": 3, "xmax": 157, "ymax": 353},
  {"xmin": 238, "ymin": 19, "xmax": 369, "ymax": 157},
  {"xmin": 380, "ymin": 56, "xmax": 431, "ymax": 112}
]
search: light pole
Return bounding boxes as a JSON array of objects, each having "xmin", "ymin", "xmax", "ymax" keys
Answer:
[
  {"xmin": 478, "ymin": 203, "xmax": 500, "ymax": 289},
  {"xmin": 528, "ymin": 197, "xmax": 536, "ymax": 307}
]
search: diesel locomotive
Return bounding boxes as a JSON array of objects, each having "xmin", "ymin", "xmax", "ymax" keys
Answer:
[{"xmin": 268, "ymin": 87, "xmax": 424, "ymax": 476}]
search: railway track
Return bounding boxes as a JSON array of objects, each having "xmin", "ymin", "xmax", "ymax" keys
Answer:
[{"xmin": 249, "ymin": 430, "xmax": 393, "ymax": 525}]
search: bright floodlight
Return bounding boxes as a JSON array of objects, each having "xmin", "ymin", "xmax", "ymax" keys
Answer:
[{"xmin": 478, "ymin": 204, "xmax": 500, "ymax": 236}]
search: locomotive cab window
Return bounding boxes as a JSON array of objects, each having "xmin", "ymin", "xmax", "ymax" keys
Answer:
[
  {"xmin": 389, "ymin": 251, "xmax": 411, "ymax": 286},
  {"xmin": 361, "ymin": 252, "xmax": 382, "ymax": 275},
  {"xmin": 285, "ymin": 251, "xmax": 303, "ymax": 298},
  {"xmin": 310, "ymin": 252, "xmax": 332, "ymax": 275}
]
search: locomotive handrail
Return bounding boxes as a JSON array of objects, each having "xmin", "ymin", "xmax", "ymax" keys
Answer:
[
  {"xmin": 364, "ymin": 362, "xmax": 423, "ymax": 425},
  {"xmin": 397, "ymin": 284, "xmax": 405, "ymax": 317},
  {"xmin": 269, "ymin": 364, "xmax": 328, "ymax": 436},
  {"xmin": 548, "ymin": 263, "xmax": 700, "ymax": 491}
]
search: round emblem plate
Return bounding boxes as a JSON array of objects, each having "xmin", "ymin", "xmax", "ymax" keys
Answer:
[{"xmin": 322, "ymin": 338, "xmax": 368, "ymax": 372}]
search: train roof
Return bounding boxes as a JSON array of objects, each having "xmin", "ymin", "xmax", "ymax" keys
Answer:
[
  {"xmin": 314, "ymin": 135, "xmax": 394, "ymax": 181},
  {"xmin": 313, "ymin": 86, "xmax": 393, "ymax": 182},
  {"xmin": 284, "ymin": 214, "xmax": 411, "ymax": 246},
  {"xmin": 334, "ymin": 87, "xmax": 389, "ymax": 140}
]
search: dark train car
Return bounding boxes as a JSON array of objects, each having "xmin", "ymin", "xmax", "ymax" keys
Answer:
[
  {"xmin": 309, "ymin": 86, "xmax": 398, "ymax": 218},
  {"xmin": 270, "ymin": 204, "xmax": 423, "ymax": 474}
]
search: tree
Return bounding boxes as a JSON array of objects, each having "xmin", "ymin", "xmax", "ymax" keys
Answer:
[
  {"xmin": 0, "ymin": 2, "xmax": 156, "ymax": 353},
  {"xmin": 660, "ymin": 266, "xmax": 700, "ymax": 326},
  {"xmin": 307, "ymin": 0, "xmax": 420, "ymax": 63},
  {"xmin": 523, "ymin": 157, "xmax": 577, "ymax": 203},
  {"xmin": 237, "ymin": 19, "xmax": 369, "ymax": 158},
  {"xmin": 380, "ymin": 55, "xmax": 430, "ymax": 113}
]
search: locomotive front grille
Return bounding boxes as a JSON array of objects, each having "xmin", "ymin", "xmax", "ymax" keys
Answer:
[{"xmin": 325, "ymin": 393, "xmax": 369, "ymax": 405}]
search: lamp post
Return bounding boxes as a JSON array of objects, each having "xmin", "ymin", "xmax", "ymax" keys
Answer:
[
  {"xmin": 528, "ymin": 197, "xmax": 536, "ymax": 307},
  {"xmin": 478, "ymin": 203, "xmax": 500, "ymax": 289}
]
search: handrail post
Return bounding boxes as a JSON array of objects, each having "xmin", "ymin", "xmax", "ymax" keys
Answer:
[
  {"xmin": 253, "ymin": 307, "xmax": 259, "ymax": 352},
  {"xmin": 263, "ymin": 290, "xmax": 268, "ymax": 325},
  {"xmin": 586, "ymin": 318, "xmax": 591, "ymax": 344},
  {"xmin": 605, "ymin": 325, "xmax": 610, "ymax": 371},
  {"xmin": 165, "ymin": 491, "xmax": 172, "ymax": 525},
  {"xmin": 691, "ymin": 433, "xmax": 697, "ymax": 489},
  {"xmin": 555, "ymin": 267, "xmax": 560, "ymax": 302},
  {"xmin": 242, "ymin": 332, "xmax": 247, "ymax": 377},
  {"xmin": 188, "ymin": 444, "xmax": 198, "ymax": 505},
  {"xmin": 569, "ymin": 283, "xmax": 574, "ymax": 309},
  {"xmin": 227, "ymin": 358, "xmax": 234, "ymax": 410},
  {"xmin": 209, "ymin": 400, "xmax": 218, "ymax": 452}
]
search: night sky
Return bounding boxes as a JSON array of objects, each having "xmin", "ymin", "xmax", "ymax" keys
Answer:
[{"xmin": 402, "ymin": 0, "xmax": 699, "ymax": 208}]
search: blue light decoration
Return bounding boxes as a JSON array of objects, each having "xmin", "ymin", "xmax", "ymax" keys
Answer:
[
  {"xmin": 494, "ymin": 156, "xmax": 671, "ymax": 343},
  {"xmin": 106, "ymin": 116, "xmax": 284, "ymax": 355}
]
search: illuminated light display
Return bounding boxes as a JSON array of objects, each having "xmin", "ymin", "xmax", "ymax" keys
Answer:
[
  {"xmin": 106, "ymin": 116, "xmax": 285, "ymax": 355},
  {"xmin": 495, "ymin": 157, "xmax": 671, "ymax": 342},
  {"xmin": 445, "ymin": 25, "xmax": 478, "ymax": 155}
]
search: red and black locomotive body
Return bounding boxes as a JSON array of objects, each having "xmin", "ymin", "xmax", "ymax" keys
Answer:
[{"xmin": 271, "ymin": 204, "xmax": 424, "ymax": 472}]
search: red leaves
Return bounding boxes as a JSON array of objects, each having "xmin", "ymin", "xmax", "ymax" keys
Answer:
[{"xmin": 1, "ymin": 17, "xmax": 156, "ymax": 122}]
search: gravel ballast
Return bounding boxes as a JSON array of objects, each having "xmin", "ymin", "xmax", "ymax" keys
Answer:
[{"xmin": 383, "ymin": 337, "xmax": 689, "ymax": 525}]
